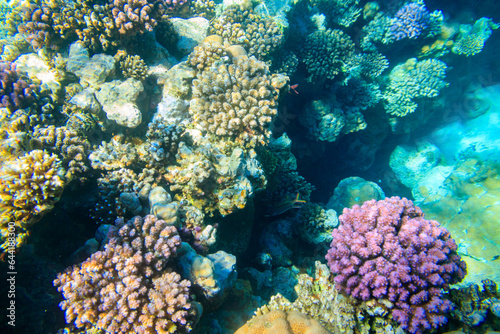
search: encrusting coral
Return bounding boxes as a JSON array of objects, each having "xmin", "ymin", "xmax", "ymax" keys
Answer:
[
  {"xmin": 53, "ymin": 215, "xmax": 198, "ymax": 333},
  {"xmin": 235, "ymin": 309, "xmax": 330, "ymax": 334},
  {"xmin": 190, "ymin": 54, "xmax": 285, "ymax": 148},
  {"xmin": 384, "ymin": 58, "xmax": 448, "ymax": 117},
  {"xmin": 0, "ymin": 149, "xmax": 66, "ymax": 252}
]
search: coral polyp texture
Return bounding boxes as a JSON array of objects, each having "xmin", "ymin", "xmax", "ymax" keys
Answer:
[
  {"xmin": 452, "ymin": 18, "xmax": 499, "ymax": 57},
  {"xmin": 384, "ymin": 58, "xmax": 448, "ymax": 117},
  {"xmin": 0, "ymin": 150, "xmax": 66, "ymax": 252},
  {"xmin": 0, "ymin": 61, "xmax": 36, "ymax": 111},
  {"xmin": 325, "ymin": 197, "xmax": 467, "ymax": 334},
  {"xmin": 209, "ymin": 4, "xmax": 284, "ymax": 61},
  {"xmin": 190, "ymin": 55, "xmax": 283, "ymax": 148},
  {"xmin": 53, "ymin": 215, "xmax": 197, "ymax": 333},
  {"xmin": 301, "ymin": 28, "xmax": 354, "ymax": 81}
]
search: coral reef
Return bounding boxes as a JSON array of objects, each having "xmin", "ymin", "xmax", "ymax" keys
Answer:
[
  {"xmin": 111, "ymin": 0, "xmax": 164, "ymax": 36},
  {"xmin": 187, "ymin": 35, "xmax": 225, "ymax": 72},
  {"xmin": 235, "ymin": 309, "xmax": 329, "ymax": 334},
  {"xmin": 296, "ymin": 202, "xmax": 338, "ymax": 245},
  {"xmin": 384, "ymin": 58, "xmax": 448, "ymax": 117},
  {"xmin": 388, "ymin": 3, "xmax": 431, "ymax": 41},
  {"xmin": 310, "ymin": 0, "xmax": 362, "ymax": 28},
  {"xmin": 190, "ymin": 55, "xmax": 284, "ymax": 148},
  {"xmin": 89, "ymin": 135, "xmax": 139, "ymax": 171},
  {"xmin": 301, "ymin": 29, "xmax": 354, "ymax": 81},
  {"xmin": 452, "ymin": 18, "xmax": 499, "ymax": 57},
  {"xmin": 447, "ymin": 279, "xmax": 500, "ymax": 331},
  {"xmin": 0, "ymin": 60, "xmax": 36, "ymax": 111},
  {"xmin": 166, "ymin": 140, "xmax": 266, "ymax": 216},
  {"xmin": 209, "ymin": 4, "xmax": 284, "ymax": 61},
  {"xmin": 0, "ymin": 150, "xmax": 66, "ymax": 252},
  {"xmin": 53, "ymin": 215, "xmax": 197, "ymax": 333},
  {"xmin": 326, "ymin": 176, "xmax": 385, "ymax": 214},
  {"xmin": 326, "ymin": 197, "xmax": 467, "ymax": 333},
  {"xmin": 120, "ymin": 54, "xmax": 148, "ymax": 81},
  {"xmin": 33, "ymin": 125, "xmax": 91, "ymax": 182}
]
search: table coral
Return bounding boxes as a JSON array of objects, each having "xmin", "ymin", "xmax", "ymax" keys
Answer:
[
  {"xmin": 190, "ymin": 54, "xmax": 282, "ymax": 148},
  {"xmin": 326, "ymin": 197, "xmax": 467, "ymax": 333},
  {"xmin": 53, "ymin": 215, "xmax": 197, "ymax": 333},
  {"xmin": 301, "ymin": 28, "xmax": 354, "ymax": 81},
  {"xmin": 0, "ymin": 60, "xmax": 36, "ymax": 111},
  {"xmin": 0, "ymin": 149, "xmax": 66, "ymax": 252},
  {"xmin": 384, "ymin": 58, "xmax": 448, "ymax": 117}
]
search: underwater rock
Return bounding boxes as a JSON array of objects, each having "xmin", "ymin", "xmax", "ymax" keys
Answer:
[
  {"xmin": 177, "ymin": 242, "xmax": 237, "ymax": 310},
  {"xmin": 326, "ymin": 176, "xmax": 385, "ymax": 213},
  {"xmin": 389, "ymin": 141, "xmax": 442, "ymax": 189},
  {"xmin": 170, "ymin": 17, "xmax": 210, "ymax": 56},
  {"xmin": 148, "ymin": 186, "xmax": 179, "ymax": 226},
  {"xmin": 14, "ymin": 53, "xmax": 60, "ymax": 98},
  {"xmin": 71, "ymin": 53, "xmax": 116, "ymax": 87},
  {"xmin": 155, "ymin": 93, "xmax": 190, "ymax": 125},
  {"xmin": 119, "ymin": 192, "xmax": 142, "ymax": 216},
  {"xmin": 95, "ymin": 78, "xmax": 144, "ymax": 128},
  {"xmin": 68, "ymin": 88, "xmax": 102, "ymax": 115},
  {"xmin": 66, "ymin": 41, "xmax": 89, "ymax": 73},
  {"xmin": 158, "ymin": 61, "xmax": 196, "ymax": 99}
]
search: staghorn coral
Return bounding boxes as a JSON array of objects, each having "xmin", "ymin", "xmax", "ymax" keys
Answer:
[
  {"xmin": 0, "ymin": 60, "xmax": 36, "ymax": 111},
  {"xmin": 326, "ymin": 197, "xmax": 467, "ymax": 333},
  {"xmin": 33, "ymin": 125, "xmax": 91, "ymax": 182},
  {"xmin": 310, "ymin": 0, "xmax": 362, "ymax": 28},
  {"xmin": 452, "ymin": 17, "xmax": 499, "ymax": 57},
  {"xmin": 235, "ymin": 309, "xmax": 329, "ymax": 334},
  {"xmin": 301, "ymin": 29, "xmax": 354, "ymax": 81},
  {"xmin": 190, "ymin": 55, "xmax": 283, "ymax": 148},
  {"xmin": 53, "ymin": 215, "xmax": 197, "ymax": 333},
  {"xmin": 120, "ymin": 54, "xmax": 148, "ymax": 81},
  {"xmin": 384, "ymin": 58, "xmax": 448, "ymax": 117},
  {"xmin": 0, "ymin": 149, "xmax": 66, "ymax": 252},
  {"xmin": 209, "ymin": 4, "xmax": 284, "ymax": 61}
]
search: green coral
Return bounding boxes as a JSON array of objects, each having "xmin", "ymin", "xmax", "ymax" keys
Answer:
[
  {"xmin": 452, "ymin": 17, "xmax": 499, "ymax": 57},
  {"xmin": 301, "ymin": 28, "xmax": 355, "ymax": 81},
  {"xmin": 384, "ymin": 58, "xmax": 448, "ymax": 117},
  {"xmin": 310, "ymin": 0, "xmax": 362, "ymax": 27},
  {"xmin": 120, "ymin": 54, "xmax": 148, "ymax": 81}
]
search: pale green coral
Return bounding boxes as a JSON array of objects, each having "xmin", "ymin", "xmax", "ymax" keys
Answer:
[
  {"xmin": 310, "ymin": 0, "xmax": 362, "ymax": 28},
  {"xmin": 384, "ymin": 58, "xmax": 448, "ymax": 117},
  {"xmin": 452, "ymin": 17, "xmax": 499, "ymax": 57}
]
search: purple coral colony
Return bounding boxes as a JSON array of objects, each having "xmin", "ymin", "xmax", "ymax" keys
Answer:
[{"xmin": 0, "ymin": 0, "xmax": 499, "ymax": 333}]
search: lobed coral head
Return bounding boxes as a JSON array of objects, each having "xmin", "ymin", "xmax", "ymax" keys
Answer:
[{"xmin": 326, "ymin": 196, "xmax": 466, "ymax": 333}]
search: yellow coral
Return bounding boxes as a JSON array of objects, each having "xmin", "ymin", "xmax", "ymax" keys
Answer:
[{"xmin": 0, "ymin": 149, "xmax": 66, "ymax": 252}]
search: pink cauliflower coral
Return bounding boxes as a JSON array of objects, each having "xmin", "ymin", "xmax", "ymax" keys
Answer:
[{"xmin": 326, "ymin": 197, "xmax": 466, "ymax": 333}]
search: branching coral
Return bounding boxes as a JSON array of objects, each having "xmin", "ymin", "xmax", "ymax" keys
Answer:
[
  {"xmin": 209, "ymin": 4, "xmax": 284, "ymax": 61},
  {"xmin": 0, "ymin": 149, "xmax": 66, "ymax": 252},
  {"xmin": 0, "ymin": 61, "xmax": 36, "ymax": 111},
  {"xmin": 301, "ymin": 28, "xmax": 354, "ymax": 81},
  {"xmin": 190, "ymin": 55, "xmax": 283, "ymax": 148},
  {"xmin": 326, "ymin": 197, "xmax": 467, "ymax": 333},
  {"xmin": 187, "ymin": 35, "xmax": 226, "ymax": 72},
  {"xmin": 388, "ymin": 3, "xmax": 431, "ymax": 41},
  {"xmin": 120, "ymin": 54, "xmax": 148, "ymax": 81},
  {"xmin": 452, "ymin": 17, "xmax": 499, "ymax": 57},
  {"xmin": 53, "ymin": 215, "xmax": 197, "ymax": 333},
  {"xmin": 33, "ymin": 125, "xmax": 91, "ymax": 182},
  {"xmin": 384, "ymin": 58, "xmax": 448, "ymax": 117},
  {"xmin": 310, "ymin": 0, "xmax": 362, "ymax": 27}
]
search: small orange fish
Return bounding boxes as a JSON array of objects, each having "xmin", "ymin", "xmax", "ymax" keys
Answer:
[{"xmin": 289, "ymin": 84, "xmax": 299, "ymax": 95}]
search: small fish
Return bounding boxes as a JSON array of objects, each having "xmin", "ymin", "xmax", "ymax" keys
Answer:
[
  {"xmin": 265, "ymin": 193, "xmax": 306, "ymax": 217},
  {"xmin": 289, "ymin": 84, "xmax": 299, "ymax": 95}
]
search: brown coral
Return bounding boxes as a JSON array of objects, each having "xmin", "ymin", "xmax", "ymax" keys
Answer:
[
  {"xmin": 53, "ymin": 215, "xmax": 197, "ymax": 333},
  {"xmin": 0, "ymin": 61, "xmax": 36, "ymax": 111},
  {"xmin": 190, "ymin": 55, "xmax": 282, "ymax": 148}
]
